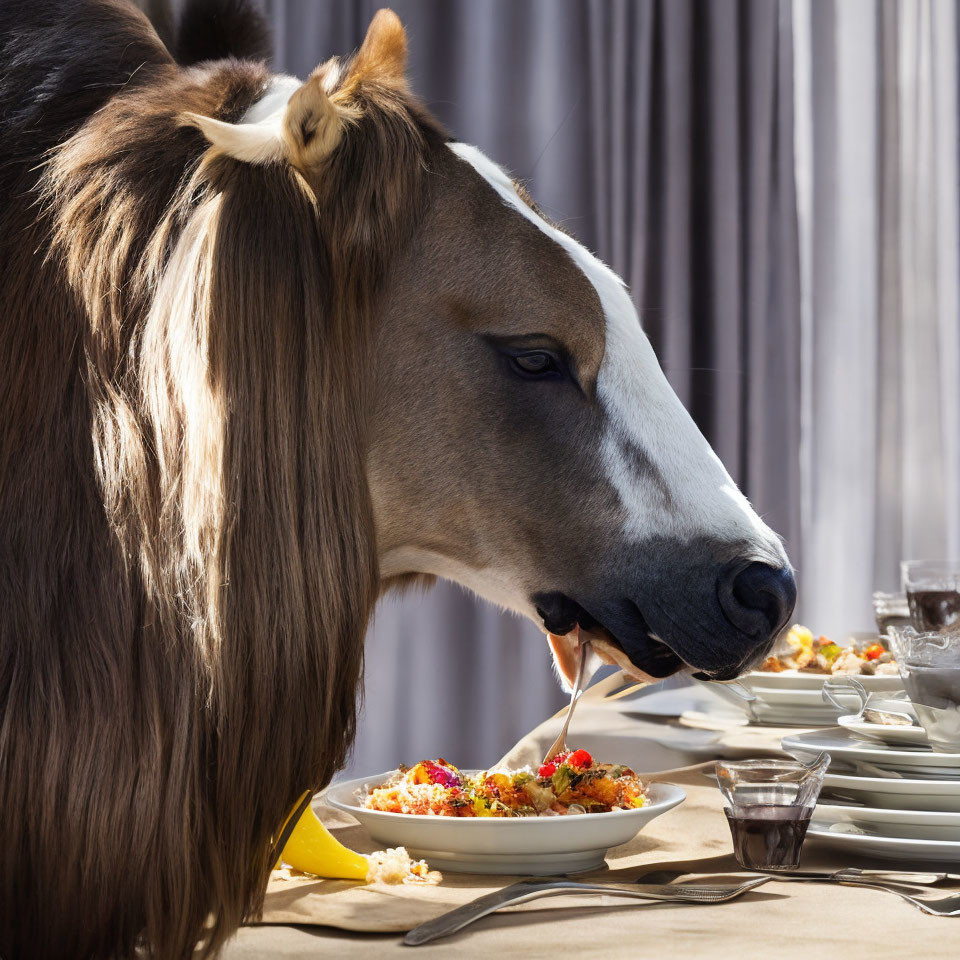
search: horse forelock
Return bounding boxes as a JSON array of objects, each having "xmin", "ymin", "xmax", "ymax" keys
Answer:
[{"xmin": 2, "ymin": 30, "xmax": 440, "ymax": 957}]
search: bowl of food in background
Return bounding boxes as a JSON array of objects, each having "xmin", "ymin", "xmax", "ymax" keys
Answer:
[{"xmin": 705, "ymin": 625, "xmax": 904, "ymax": 726}]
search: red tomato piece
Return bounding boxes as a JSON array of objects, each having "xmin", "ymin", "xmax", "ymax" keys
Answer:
[{"xmin": 569, "ymin": 749, "xmax": 592, "ymax": 768}]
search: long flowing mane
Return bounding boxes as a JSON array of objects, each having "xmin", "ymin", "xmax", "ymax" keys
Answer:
[{"xmin": 0, "ymin": 2, "xmax": 444, "ymax": 956}]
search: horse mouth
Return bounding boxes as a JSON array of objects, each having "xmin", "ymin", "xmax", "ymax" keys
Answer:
[
  {"xmin": 534, "ymin": 591, "xmax": 687, "ymax": 687},
  {"xmin": 545, "ymin": 619, "xmax": 683, "ymax": 687}
]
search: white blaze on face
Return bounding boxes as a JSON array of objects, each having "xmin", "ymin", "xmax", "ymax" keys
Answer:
[{"xmin": 449, "ymin": 142, "xmax": 786, "ymax": 567}]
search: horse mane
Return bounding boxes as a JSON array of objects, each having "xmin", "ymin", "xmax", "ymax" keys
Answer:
[{"xmin": 0, "ymin": 2, "xmax": 445, "ymax": 956}]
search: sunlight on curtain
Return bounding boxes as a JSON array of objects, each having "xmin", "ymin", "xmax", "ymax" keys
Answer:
[{"xmin": 793, "ymin": 0, "xmax": 960, "ymax": 636}]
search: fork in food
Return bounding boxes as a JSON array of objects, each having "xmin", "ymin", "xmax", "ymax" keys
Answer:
[{"xmin": 542, "ymin": 628, "xmax": 589, "ymax": 765}]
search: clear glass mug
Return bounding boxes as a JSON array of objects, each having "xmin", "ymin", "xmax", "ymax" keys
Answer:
[
  {"xmin": 715, "ymin": 755, "xmax": 829, "ymax": 870},
  {"xmin": 873, "ymin": 590, "xmax": 912, "ymax": 636},
  {"xmin": 901, "ymin": 560, "xmax": 960, "ymax": 632},
  {"xmin": 888, "ymin": 626, "xmax": 960, "ymax": 751}
]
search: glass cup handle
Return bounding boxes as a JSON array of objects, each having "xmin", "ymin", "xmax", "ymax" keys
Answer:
[
  {"xmin": 706, "ymin": 679, "xmax": 759, "ymax": 723},
  {"xmin": 822, "ymin": 676, "xmax": 867, "ymax": 715}
]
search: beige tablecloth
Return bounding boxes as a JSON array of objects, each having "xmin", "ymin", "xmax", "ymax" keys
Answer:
[{"xmin": 225, "ymin": 676, "xmax": 958, "ymax": 958}]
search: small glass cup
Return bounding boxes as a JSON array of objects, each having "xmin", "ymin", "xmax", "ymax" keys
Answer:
[
  {"xmin": 889, "ymin": 626, "xmax": 960, "ymax": 750},
  {"xmin": 873, "ymin": 591, "xmax": 912, "ymax": 636},
  {"xmin": 901, "ymin": 560, "xmax": 960, "ymax": 631},
  {"xmin": 715, "ymin": 755, "xmax": 829, "ymax": 871}
]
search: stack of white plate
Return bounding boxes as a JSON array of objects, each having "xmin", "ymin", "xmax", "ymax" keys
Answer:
[
  {"xmin": 782, "ymin": 724, "xmax": 960, "ymax": 863},
  {"xmin": 718, "ymin": 671, "xmax": 904, "ymax": 727}
]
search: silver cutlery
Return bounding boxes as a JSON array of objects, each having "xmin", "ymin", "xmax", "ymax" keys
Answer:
[
  {"xmin": 832, "ymin": 881, "xmax": 960, "ymax": 917},
  {"xmin": 769, "ymin": 867, "xmax": 950, "ymax": 886},
  {"xmin": 766, "ymin": 868, "xmax": 960, "ymax": 915},
  {"xmin": 402, "ymin": 876, "xmax": 771, "ymax": 946},
  {"xmin": 542, "ymin": 631, "xmax": 589, "ymax": 764}
]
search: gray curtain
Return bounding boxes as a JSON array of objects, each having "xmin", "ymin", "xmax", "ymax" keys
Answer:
[
  {"xmin": 259, "ymin": 0, "xmax": 800, "ymax": 776},
  {"xmin": 793, "ymin": 0, "xmax": 960, "ymax": 636}
]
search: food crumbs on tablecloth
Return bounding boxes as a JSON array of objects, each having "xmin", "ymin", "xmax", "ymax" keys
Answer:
[
  {"xmin": 271, "ymin": 848, "xmax": 441, "ymax": 885},
  {"xmin": 365, "ymin": 846, "xmax": 442, "ymax": 885}
]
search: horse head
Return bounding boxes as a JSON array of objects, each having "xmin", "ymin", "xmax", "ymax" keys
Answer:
[{"xmin": 188, "ymin": 8, "xmax": 795, "ymax": 687}]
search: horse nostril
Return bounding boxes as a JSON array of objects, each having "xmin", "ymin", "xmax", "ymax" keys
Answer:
[{"xmin": 719, "ymin": 561, "xmax": 797, "ymax": 641}]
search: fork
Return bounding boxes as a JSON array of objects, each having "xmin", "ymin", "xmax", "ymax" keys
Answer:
[
  {"xmin": 837, "ymin": 880, "xmax": 960, "ymax": 916},
  {"xmin": 765, "ymin": 871, "xmax": 960, "ymax": 916},
  {"xmin": 402, "ymin": 876, "xmax": 771, "ymax": 945},
  {"xmin": 542, "ymin": 629, "xmax": 588, "ymax": 764}
]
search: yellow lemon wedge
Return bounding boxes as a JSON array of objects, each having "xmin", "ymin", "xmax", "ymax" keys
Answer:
[{"xmin": 278, "ymin": 791, "xmax": 369, "ymax": 881}]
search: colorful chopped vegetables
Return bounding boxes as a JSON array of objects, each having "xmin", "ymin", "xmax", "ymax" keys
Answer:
[
  {"xmin": 364, "ymin": 753, "xmax": 647, "ymax": 818},
  {"xmin": 759, "ymin": 625, "xmax": 899, "ymax": 676}
]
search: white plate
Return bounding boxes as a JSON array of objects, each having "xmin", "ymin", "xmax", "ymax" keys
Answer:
[
  {"xmin": 746, "ymin": 687, "xmax": 846, "ymax": 707},
  {"xmin": 707, "ymin": 683, "xmax": 850, "ymax": 726},
  {"xmin": 707, "ymin": 674, "xmax": 904, "ymax": 728},
  {"xmin": 838, "ymin": 714, "xmax": 928, "ymax": 747},
  {"xmin": 748, "ymin": 703, "xmax": 847, "ymax": 727},
  {"xmin": 820, "ymin": 772, "xmax": 960, "ymax": 812},
  {"xmin": 806, "ymin": 824, "xmax": 960, "ymax": 863},
  {"xmin": 782, "ymin": 728, "xmax": 960, "ymax": 778},
  {"xmin": 324, "ymin": 772, "xmax": 685, "ymax": 875},
  {"xmin": 814, "ymin": 802, "xmax": 960, "ymax": 841},
  {"xmin": 742, "ymin": 671, "xmax": 903, "ymax": 693}
]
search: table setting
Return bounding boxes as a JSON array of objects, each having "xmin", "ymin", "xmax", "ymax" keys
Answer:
[{"xmin": 220, "ymin": 562, "xmax": 960, "ymax": 957}]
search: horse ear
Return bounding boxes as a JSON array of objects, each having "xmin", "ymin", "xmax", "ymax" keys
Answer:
[
  {"xmin": 181, "ymin": 73, "xmax": 346, "ymax": 170},
  {"xmin": 281, "ymin": 72, "xmax": 345, "ymax": 169},
  {"xmin": 181, "ymin": 110, "xmax": 290, "ymax": 165},
  {"xmin": 349, "ymin": 8, "xmax": 408, "ymax": 89}
]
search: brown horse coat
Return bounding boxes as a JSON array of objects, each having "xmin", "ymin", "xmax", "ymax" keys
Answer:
[{"xmin": 0, "ymin": 2, "xmax": 446, "ymax": 956}]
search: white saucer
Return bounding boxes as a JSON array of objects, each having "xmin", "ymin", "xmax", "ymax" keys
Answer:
[
  {"xmin": 806, "ymin": 823, "xmax": 960, "ymax": 863},
  {"xmin": 324, "ymin": 773, "xmax": 685, "ymax": 875},
  {"xmin": 820, "ymin": 772, "xmax": 960, "ymax": 812},
  {"xmin": 782, "ymin": 728, "xmax": 960, "ymax": 778},
  {"xmin": 814, "ymin": 801, "xmax": 960, "ymax": 841},
  {"xmin": 837, "ymin": 714, "xmax": 928, "ymax": 747}
]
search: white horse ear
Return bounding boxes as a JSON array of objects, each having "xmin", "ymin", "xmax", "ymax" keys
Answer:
[
  {"xmin": 181, "ymin": 72, "xmax": 345, "ymax": 170},
  {"xmin": 180, "ymin": 110, "xmax": 287, "ymax": 165}
]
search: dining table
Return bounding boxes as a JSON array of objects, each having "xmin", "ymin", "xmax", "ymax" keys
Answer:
[{"xmin": 223, "ymin": 674, "xmax": 958, "ymax": 958}]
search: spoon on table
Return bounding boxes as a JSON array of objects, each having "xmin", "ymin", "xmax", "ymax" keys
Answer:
[{"xmin": 542, "ymin": 628, "xmax": 590, "ymax": 764}]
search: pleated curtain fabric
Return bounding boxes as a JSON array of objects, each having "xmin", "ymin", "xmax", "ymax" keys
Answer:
[{"xmin": 792, "ymin": 0, "xmax": 960, "ymax": 636}]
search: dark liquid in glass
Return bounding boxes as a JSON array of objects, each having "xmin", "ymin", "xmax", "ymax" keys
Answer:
[
  {"xmin": 724, "ymin": 806, "xmax": 811, "ymax": 870},
  {"xmin": 907, "ymin": 589, "xmax": 960, "ymax": 631}
]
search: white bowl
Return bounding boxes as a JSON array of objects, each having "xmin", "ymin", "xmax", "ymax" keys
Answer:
[{"xmin": 324, "ymin": 772, "xmax": 685, "ymax": 875}]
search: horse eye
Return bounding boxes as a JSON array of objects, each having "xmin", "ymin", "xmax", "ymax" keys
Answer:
[{"xmin": 511, "ymin": 351, "xmax": 558, "ymax": 377}]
